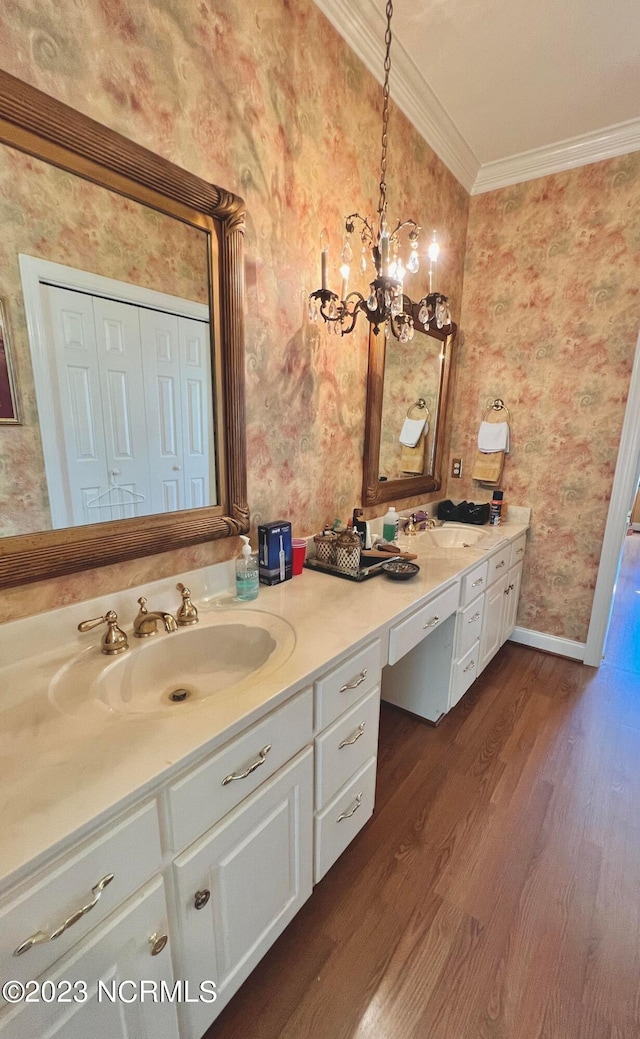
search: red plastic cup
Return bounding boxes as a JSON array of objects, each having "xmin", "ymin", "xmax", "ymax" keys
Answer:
[{"xmin": 292, "ymin": 538, "xmax": 307, "ymax": 576}]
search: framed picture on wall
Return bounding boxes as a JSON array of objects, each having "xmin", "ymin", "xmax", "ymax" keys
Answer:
[{"xmin": 0, "ymin": 300, "xmax": 20, "ymax": 424}]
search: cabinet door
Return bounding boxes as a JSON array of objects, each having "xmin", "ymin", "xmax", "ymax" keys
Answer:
[
  {"xmin": 479, "ymin": 572, "xmax": 508, "ymax": 672},
  {"xmin": 173, "ymin": 747, "xmax": 313, "ymax": 1036},
  {"xmin": 501, "ymin": 562, "xmax": 523, "ymax": 645},
  {"xmin": 0, "ymin": 878, "xmax": 178, "ymax": 1039}
]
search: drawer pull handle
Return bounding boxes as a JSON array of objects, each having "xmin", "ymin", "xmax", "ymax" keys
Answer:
[
  {"xmin": 423, "ymin": 615, "xmax": 440, "ymax": 629},
  {"xmin": 194, "ymin": 889, "xmax": 211, "ymax": 910},
  {"xmin": 463, "ymin": 660, "xmax": 476, "ymax": 673},
  {"xmin": 339, "ymin": 668, "xmax": 368, "ymax": 693},
  {"xmin": 509, "ymin": 582, "xmax": 515, "ymax": 591},
  {"xmin": 496, "ymin": 560, "xmax": 506, "ymax": 569},
  {"xmin": 13, "ymin": 873, "xmax": 115, "ymax": 956},
  {"xmin": 517, "ymin": 548, "xmax": 524, "ymax": 555},
  {"xmin": 468, "ymin": 612, "xmax": 481, "ymax": 623},
  {"xmin": 471, "ymin": 577, "xmax": 484, "ymax": 587},
  {"xmin": 339, "ymin": 723, "xmax": 365, "ymax": 749},
  {"xmin": 149, "ymin": 933, "xmax": 168, "ymax": 956},
  {"xmin": 337, "ymin": 793, "xmax": 362, "ymax": 822},
  {"xmin": 222, "ymin": 745, "xmax": 271, "ymax": 786}
]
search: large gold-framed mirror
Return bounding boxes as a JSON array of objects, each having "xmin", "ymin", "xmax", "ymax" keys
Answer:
[
  {"xmin": 0, "ymin": 70, "xmax": 248, "ymax": 588},
  {"xmin": 362, "ymin": 316, "xmax": 456, "ymax": 506}
]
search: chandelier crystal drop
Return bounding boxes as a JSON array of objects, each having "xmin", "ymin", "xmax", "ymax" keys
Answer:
[{"xmin": 309, "ymin": 0, "xmax": 451, "ymax": 340}]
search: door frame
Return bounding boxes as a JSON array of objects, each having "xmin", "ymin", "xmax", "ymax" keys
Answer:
[{"xmin": 584, "ymin": 326, "xmax": 640, "ymax": 666}]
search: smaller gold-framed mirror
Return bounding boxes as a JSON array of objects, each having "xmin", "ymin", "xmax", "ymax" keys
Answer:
[{"xmin": 362, "ymin": 318, "xmax": 456, "ymax": 506}]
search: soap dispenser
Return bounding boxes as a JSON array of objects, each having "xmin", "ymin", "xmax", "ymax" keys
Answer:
[{"xmin": 236, "ymin": 536, "xmax": 259, "ymax": 601}]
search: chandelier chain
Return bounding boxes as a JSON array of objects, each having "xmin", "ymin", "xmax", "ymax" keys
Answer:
[{"xmin": 378, "ymin": 0, "xmax": 393, "ymax": 222}]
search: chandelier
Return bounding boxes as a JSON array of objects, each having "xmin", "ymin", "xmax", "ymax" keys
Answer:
[{"xmin": 308, "ymin": 0, "xmax": 451, "ymax": 342}]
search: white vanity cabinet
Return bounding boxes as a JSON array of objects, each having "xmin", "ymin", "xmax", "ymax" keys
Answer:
[
  {"xmin": 449, "ymin": 559, "xmax": 488, "ymax": 709},
  {"xmin": 0, "ymin": 878, "xmax": 179, "ymax": 1039},
  {"xmin": 313, "ymin": 640, "xmax": 382, "ymax": 882},
  {"xmin": 380, "ymin": 531, "xmax": 527, "ymax": 725},
  {"xmin": 167, "ymin": 687, "xmax": 314, "ymax": 1034},
  {"xmin": 381, "ymin": 583, "xmax": 460, "ymax": 724},
  {"xmin": 479, "ymin": 534, "xmax": 526, "ymax": 672},
  {"xmin": 0, "ymin": 804, "xmax": 179, "ymax": 1039},
  {"xmin": 172, "ymin": 747, "xmax": 313, "ymax": 1037}
]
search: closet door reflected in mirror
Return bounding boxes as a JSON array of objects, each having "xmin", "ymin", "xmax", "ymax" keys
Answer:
[
  {"xmin": 362, "ymin": 320, "xmax": 456, "ymax": 507},
  {"xmin": 23, "ymin": 258, "xmax": 215, "ymax": 530}
]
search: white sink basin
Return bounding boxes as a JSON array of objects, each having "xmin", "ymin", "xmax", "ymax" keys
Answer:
[
  {"xmin": 51, "ymin": 610, "xmax": 296, "ymax": 716},
  {"xmin": 422, "ymin": 525, "xmax": 485, "ymax": 548}
]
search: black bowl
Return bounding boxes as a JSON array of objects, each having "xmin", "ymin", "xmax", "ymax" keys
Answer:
[{"xmin": 381, "ymin": 560, "xmax": 420, "ymax": 580}]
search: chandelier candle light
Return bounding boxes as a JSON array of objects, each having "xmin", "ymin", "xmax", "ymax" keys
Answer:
[{"xmin": 309, "ymin": 0, "xmax": 452, "ymax": 342}]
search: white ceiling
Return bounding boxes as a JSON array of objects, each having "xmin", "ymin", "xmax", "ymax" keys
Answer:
[{"xmin": 317, "ymin": 0, "xmax": 640, "ymax": 193}]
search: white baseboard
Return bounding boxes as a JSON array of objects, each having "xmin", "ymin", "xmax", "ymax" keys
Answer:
[{"xmin": 508, "ymin": 626, "xmax": 586, "ymax": 662}]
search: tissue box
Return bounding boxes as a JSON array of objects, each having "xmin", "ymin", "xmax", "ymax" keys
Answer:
[{"xmin": 258, "ymin": 521, "xmax": 292, "ymax": 585}]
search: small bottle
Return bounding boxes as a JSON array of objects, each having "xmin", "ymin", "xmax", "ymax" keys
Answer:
[
  {"xmin": 236, "ymin": 535, "xmax": 259, "ymax": 600},
  {"xmin": 382, "ymin": 506, "xmax": 399, "ymax": 542},
  {"xmin": 489, "ymin": 490, "xmax": 504, "ymax": 526}
]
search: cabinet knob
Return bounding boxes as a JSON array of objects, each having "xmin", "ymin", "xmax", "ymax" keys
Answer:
[
  {"xmin": 194, "ymin": 889, "xmax": 211, "ymax": 910},
  {"xmin": 149, "ymin": 933, "xmax": 168, "ymax": 956}
]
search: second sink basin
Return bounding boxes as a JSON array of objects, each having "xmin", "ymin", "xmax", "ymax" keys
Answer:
[
  {"xmin": 51, "ymin": 609, "xmax": 296, "ymax": 716},
  {"xmin": 422, "ymin": 525, "xmax": 485, "ymax": 548}
]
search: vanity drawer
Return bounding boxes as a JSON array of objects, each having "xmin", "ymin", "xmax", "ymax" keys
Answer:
[
  {"xmin": 456, "ymin": 595, "xmax": 485, "ymax": 660},
  {"xmin": 315, "ymin": 686, "xmax": 380, "ymax": 810},
  {"xmin": 314, "ymin": 756, "xmax": 377, "ymax": 883},
  {"xmin": 0, "ymin": 801, "xmax": 162, "ymax": 989},
  {"xmin": 450, "ymin": 642, "xmax": 480, "ymax": 709},
  {"xmin": 487, "ymin": 545, "xmax": 510, "ymax": 585},
  {"xmin": 314, "ymin": 640, "xmax": 381, "ymax": 732},
  {"xmin": 460, "ymin": 560, "xmax": 489, "ymax": 608},
  {"xmin": 388, "ymin": 582, "xmax": 459, "ymax": 666},
  {"xmin": 167, "ymin": 687, "xmax": 313, "ymax": 851},
  {"xmin": 510, "ymin": 534, "xmax": 527, "ymax": 568}
]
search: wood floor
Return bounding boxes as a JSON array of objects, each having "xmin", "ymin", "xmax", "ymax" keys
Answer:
[{"xmin": 204, "ymin": 536, "xmax": 640, "ymax": 1039}]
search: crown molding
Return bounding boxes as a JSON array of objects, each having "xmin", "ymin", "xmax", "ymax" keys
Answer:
[
  {"xmin": 316, "ymin": 0, "xmax": 479, "ymax": 193},
  {"xmin": 472, "ymin": 118, "xmax": 640, "ymax": 194},
  {"xmin": 317, "ymin": 1, "xmax": 640, "ymax": 199}
]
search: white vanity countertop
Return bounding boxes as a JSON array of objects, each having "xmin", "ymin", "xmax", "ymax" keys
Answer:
[{"xmin": 0, "ymin": 519, "xmax": 528, "ymax": 890}]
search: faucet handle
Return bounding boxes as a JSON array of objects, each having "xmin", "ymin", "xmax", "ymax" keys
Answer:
[
  {"xmin": 176, "ymin": 584, "xmax": 199, "ymax": 626},
  {"xmin": 78, "ymin": 610, "xmax": 128, "ymax": 655}
]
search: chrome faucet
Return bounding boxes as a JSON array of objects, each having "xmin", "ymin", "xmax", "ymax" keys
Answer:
[{"xmin": 133, "ymin": 597, "xmax": 178, "ymax": 638}]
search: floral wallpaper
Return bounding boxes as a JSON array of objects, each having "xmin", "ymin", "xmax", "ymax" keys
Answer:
[
  {"xmin": 448, "ymin": 154, "xmax": 640, "ymax": 642},
  {"xmin": 0, "ymin": 0, "xmax": 468, "ymax": 621},
  {"xmin": 0, "ymin": 145, "xmax": 209, "ymax": 538}
]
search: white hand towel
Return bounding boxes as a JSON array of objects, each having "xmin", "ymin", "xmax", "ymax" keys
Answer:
[
  {"xmin": 478, "ymin": 420, "xmax": 509, "ymax": 453},
  {"xmin": 399, "ymin": 417, "xmax": 427, "ymax": 448}
]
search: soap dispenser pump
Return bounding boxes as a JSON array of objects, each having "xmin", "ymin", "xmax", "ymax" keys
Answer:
[{"xmin": 236, "ymin": 536, "xmax": 259, "ymax": 601}]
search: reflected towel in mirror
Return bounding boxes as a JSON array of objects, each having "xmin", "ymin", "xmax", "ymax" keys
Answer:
[{"xmin": 399, "ymin": 417, "xmax": 428, "ymax": 448}]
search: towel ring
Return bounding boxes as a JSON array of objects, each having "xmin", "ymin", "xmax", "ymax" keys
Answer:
[
  {"xmin": 407, "ymin": 398, "xmax": 429, "ymax": 420},
  {"xmin": 483, "ymin": 398, "xmax": 510, "ymax": 422}
]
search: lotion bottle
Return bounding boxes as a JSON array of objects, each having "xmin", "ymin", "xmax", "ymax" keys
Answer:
[{"xmin": 236, "ymin": 535, "xmax": 259, "ymax": 601}]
